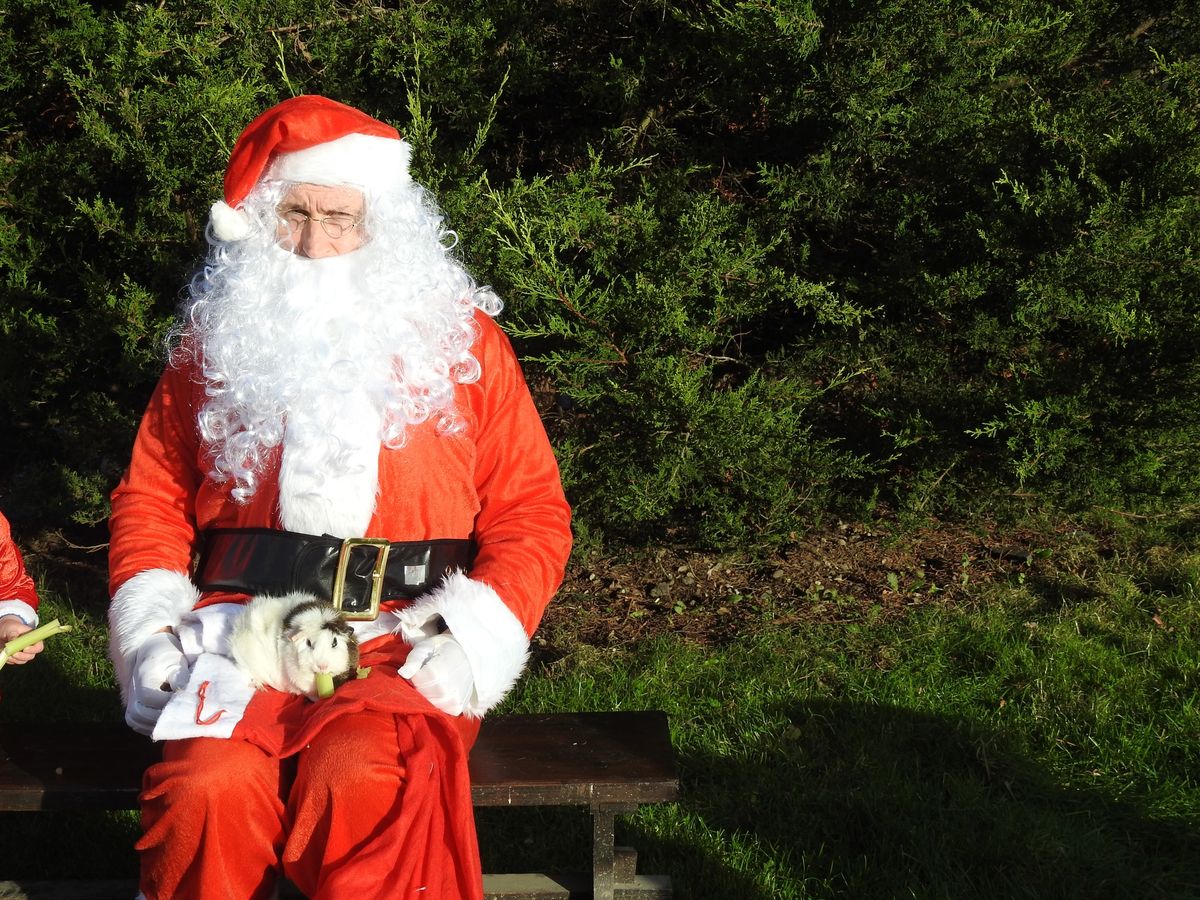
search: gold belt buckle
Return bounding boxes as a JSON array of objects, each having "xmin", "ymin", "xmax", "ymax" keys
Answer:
[{"xmin": 331, "ymin": 538, "xmax": 391, "ymax": 620}]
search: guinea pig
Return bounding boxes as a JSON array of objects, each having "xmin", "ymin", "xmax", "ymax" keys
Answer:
[{"xmin": 229, "ymin": 592, "xmax": 359, "ymax": 700}]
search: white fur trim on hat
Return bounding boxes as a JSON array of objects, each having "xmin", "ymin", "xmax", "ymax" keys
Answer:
[
  {"xmin": 209, "ymin": 199, "xmax": 255, "ymax": 242},
  {"xmin": 108, "ymin": 569, "xmax": 200, "ymax": 704},
  {"xmin": 396, "ymin": 572, "xmax": 531, "ymax": 718},
  {"xmin": 269, "ymin": 132, "xmax": 412, "ymax": 198}
]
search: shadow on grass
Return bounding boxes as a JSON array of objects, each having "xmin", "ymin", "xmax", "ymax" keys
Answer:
[
  {"xmin": 0, "ymin": 809, "xmax": 141, "ymax": 879},
  {"xmin": 0, "ymin": 639, "xmax": 122, "ymax": 724},
  {"xmin": 668, "ymin": 698, "xmax": 1200, "ymax": 899},
  {"xmin": 1023, "ymin": 574, "xmax": 1105, "ymax": 612},
  {"xmin": 476, "ymin": 803, "xmax": 772, "ymax": 899},
  {"xmin": 1164, "ymin": 511, "xmax": 1200, "ymax": 546}
]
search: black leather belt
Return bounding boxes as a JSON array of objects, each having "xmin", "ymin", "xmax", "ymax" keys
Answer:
[{"xmin": 196, "ymin": 528, "xmax": 475, "ymax": 620}]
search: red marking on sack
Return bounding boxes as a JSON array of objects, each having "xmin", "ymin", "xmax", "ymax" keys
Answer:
[{"xmin": 194, "ymin": 680, "xmax": 225, "ymax": 725}]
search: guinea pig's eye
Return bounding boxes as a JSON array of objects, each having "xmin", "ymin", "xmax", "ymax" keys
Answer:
[
  {"xmin": 306, "ymin": 638, "xmax": 314, "ymax": 649},
  {"xmin": 332, "ymin": 637, "xmax": 339, "ymax": 648}
]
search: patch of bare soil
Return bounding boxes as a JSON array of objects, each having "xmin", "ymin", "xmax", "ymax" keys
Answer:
[
  {"xmin": 21, "ymin": 527, "xmax": 111, "ymax": 612},
  {"xmin": 534, "ymin": 514, "xmax": 1071, "ymax": 658}
]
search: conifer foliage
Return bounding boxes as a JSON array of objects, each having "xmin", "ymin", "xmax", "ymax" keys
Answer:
[{"xmin": 1, "ymin": 1, "xmax": 1196, "ymax": 547}]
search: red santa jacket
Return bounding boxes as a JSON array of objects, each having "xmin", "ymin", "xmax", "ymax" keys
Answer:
[
  {"xmin": 107, "ymin": 311, "xmax": 572, "ymax": 719},
  {"xmin": 0, "ymin": 511, "xmax": 39, "ymax": 624}
]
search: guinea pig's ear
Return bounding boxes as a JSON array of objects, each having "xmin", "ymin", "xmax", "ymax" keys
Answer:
[{"xmin": 284, "ymin": 626, "xmax": 304, "ymax": 644}]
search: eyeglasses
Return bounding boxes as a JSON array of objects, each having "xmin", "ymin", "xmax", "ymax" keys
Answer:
[{"xmin": 277, "ymin": 209, "xmax": 362, "ymax": 239}]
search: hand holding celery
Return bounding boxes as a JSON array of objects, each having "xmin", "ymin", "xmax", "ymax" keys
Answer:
[{"xmin": 0, "ymin": 619, "xmax": 72, "ymax": 669}]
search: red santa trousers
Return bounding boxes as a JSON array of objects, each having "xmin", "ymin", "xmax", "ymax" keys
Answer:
[{"xmin": 137, "ymin": 640, "xmax": 483, "ymax": 900}]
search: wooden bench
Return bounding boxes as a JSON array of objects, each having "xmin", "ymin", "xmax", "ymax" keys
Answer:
[{"xmin": 0, "ymin": 710, "xmax": 678, "ymax": 900}]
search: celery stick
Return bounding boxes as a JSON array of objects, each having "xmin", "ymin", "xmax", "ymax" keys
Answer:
[
  {"xmin": 314, "ymin": 671, "xmax": 335, "ymax": 698},
  {"xmin": 0, "ymin": 619, "xmax": 73, "ymax": 669}
]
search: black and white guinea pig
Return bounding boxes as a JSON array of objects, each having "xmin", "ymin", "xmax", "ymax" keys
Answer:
[{"xmin": 229, "ymin": 592, "xmax": 359, "ymax": 700}]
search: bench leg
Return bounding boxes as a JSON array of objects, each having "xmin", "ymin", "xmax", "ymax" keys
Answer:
[
  {"xmin": 592, "ymin": 806, "xmax": 617, "ymax": 900},
  {"xmin": 591, "ymin": 804, "xmax": 648, "ymax": 900}
]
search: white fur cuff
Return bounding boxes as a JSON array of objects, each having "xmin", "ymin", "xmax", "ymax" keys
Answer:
[
  {"xmin": 108, "ymin": 569, "xmax": 200, "ymax": 703},
  {"xmin": 0, "ymin": 600, "xmax": 38, "ymax": 628},
  {"xmin": 396, "ymin": 572, "xmax": 530, "ymax": 717}
]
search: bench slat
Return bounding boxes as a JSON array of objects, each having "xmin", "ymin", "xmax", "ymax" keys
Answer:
[
  {"xmin": 0, "ymin": 711, "xmax": 678, "ymax": 811},
  {"xmin": 471, "ymin": 712, "xmax": 678, "ymax": 807}
]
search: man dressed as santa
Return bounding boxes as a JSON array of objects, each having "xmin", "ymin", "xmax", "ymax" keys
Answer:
[{"xmin": 107, "ymin": 95, "xmax": 572, "ymax": 899}]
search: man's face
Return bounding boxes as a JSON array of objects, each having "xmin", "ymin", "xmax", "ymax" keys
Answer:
[{"xmin": 276, "ymin": 183, "xmax": 367, "ymax": 258}]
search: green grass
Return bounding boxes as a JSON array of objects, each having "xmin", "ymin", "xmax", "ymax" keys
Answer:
[{"xmin": 2, "ymin": 531, "xmax": 1198, "ymax": 898}]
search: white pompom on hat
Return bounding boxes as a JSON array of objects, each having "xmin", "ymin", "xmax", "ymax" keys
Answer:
[{"xmin": 210, "ymin": 95, "xmax": 412, "ymax": 242}]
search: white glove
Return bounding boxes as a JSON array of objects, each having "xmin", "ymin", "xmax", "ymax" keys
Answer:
[
  {"xmin": 126, "ymin": 631, "xmax": 190, "ymax": 736},
  {"xmin": 398, "ymin": 633, "xmax": 476, "ymax": 716}
]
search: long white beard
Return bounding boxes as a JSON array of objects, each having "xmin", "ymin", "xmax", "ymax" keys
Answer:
[
  {"xmin": 190, "ymin": 242, "xmax": 484, "ymax": 537},
  {"xmin": 269, "ymin": 252, "xmax": 388, "ymax": 536}
]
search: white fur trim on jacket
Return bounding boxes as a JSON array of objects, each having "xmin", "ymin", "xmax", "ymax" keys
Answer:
[
  {"xmin": 396, "ymin": 571, "xmax": 530, "ymax": 718},
  {"xmin": 0, "ymin": 599, "xmax": 38, "ymax": 628},
  {"xmin": 107, "ymin": 569, "xmax": 200, "ymax": 704},
  {"xmin": 277, "ymin": 393, "xmax": 381, "ymax": 538}
]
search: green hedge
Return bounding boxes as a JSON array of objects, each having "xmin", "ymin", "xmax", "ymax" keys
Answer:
[{"xmin": 1, "ymin": 0, "xmax": 1196, "ymax": 548}]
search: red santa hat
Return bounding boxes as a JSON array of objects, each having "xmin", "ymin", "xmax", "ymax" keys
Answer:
[{"xmin": 210, "ymin": 95, "xmax": 412, "ymax": 242}]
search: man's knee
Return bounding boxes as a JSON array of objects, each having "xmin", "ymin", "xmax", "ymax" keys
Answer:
[
  {"xmin": 297, "ymin": 713, "xmax": 402, "ymax": 795},
  {"xmin": 149, "ymin": 737, "xmax": 283, "ymax": 810}
]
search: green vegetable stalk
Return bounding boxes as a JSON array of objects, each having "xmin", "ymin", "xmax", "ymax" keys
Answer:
[
  {"xmin": 314, "ymin": 671, "xmax": 335, "ymax": 698},
  {"xmin": 314, "ymin": 666, "xmax": 371, "ymax": 699},
  {"xmin": 0, "ymin": 619, "xmax": 72, "ymax": 670}
]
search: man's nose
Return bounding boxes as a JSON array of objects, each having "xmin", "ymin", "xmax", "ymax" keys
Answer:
[{"xmin": 297, "ymin": 220, "xmax": 337, "ymax": 258}]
